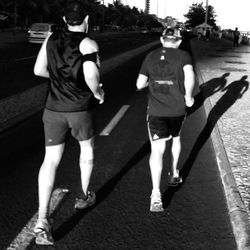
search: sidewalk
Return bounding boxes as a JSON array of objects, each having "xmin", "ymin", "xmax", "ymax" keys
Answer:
[{"xmin": 191, "ymin": 36, "xmax": 250, "ymax": 249}]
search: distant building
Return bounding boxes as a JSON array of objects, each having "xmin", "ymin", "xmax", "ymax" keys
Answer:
[{"xmin": 145, "ymin": 0, "xmax": 150, "ymax": 14}]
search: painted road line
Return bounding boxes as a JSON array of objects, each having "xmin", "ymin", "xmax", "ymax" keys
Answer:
[
  {"xmin": 100, "ymin": 105, "xmax": 130, "ymax": 136},
  {"xmin": 7, "ymin": 188, "xmax": 69, "ymax": 250},
  {"xmin": 14, "ymin": 56, "xmax": 37, "ymax": 62}
]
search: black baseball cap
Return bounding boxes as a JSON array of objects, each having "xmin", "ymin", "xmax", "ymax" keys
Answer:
[
  {"xmin": 64, "ymin": 1, "xmax": 88, "ymax": 26},
  {"xmin": 162, "ymin": 28, "xmax": 182, "ymax": 40}
]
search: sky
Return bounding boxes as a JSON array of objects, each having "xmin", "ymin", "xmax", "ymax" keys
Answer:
[{"xmin": 105, "ymin": 0, "xmax": 250, "ymax": 31}]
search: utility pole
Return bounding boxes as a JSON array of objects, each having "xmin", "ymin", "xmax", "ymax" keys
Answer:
[
  {"xmin": 164, "ymin": 0, "xmax": 166, "ymax": 19},
  {"xmin": 157, "ymin": 0, "xmax": 158, "ymax": 17},
  {"xmin": 145, "ymin": 0, "xmax": 150, "ymax": 14},
  {"xmin": 205, "ymin": 0, "xmax": 208, "ymax": 25}
]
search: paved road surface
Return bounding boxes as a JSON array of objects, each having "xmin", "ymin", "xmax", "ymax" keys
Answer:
[{"xmin": 0, "ymin": 37, "xmax": 238, "ymax": 249}]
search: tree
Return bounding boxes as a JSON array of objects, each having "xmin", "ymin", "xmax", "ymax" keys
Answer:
[
  {"xmin": 184, "ymin": 2, "xmax": 217, "ymax": 28},
  {"xmin": 0, "ymin": 0, "xmax": 162, "ymax": 31}
]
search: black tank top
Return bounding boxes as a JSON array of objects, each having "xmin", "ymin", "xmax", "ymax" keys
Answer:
[{"xmin": 45, "ymin": 29, "xmax": 97, "ymax": 112}]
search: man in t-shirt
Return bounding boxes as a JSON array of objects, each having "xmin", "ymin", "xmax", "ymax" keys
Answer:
[
  {"xmin": 136, "ymin": 28, "xmax": 195, "ymax": 212},
  {"xmin": 33, "ymin": 1, "xmax": 104, "ymax": 245}
]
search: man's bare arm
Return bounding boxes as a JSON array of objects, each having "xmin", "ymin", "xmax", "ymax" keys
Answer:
[
  {"xmin": 34, "ymin": 35, "xmax": 50, "ymax": 78},
  {"xmin": 81, "ymin": 38, "xmax": 104, "ymax": 104},
  {"xmin": 83, "ymin": 61, "xmax": 104, "ymax": 103},
  {"xmin": 183, "ymin": 64, "xmax": 195, "ymax": 107}
]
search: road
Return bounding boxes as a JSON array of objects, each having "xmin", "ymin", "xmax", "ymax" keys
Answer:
[
  {"xmin": 0, "ymin": 34, "xmax": 237, "ymax": 249},
  {"xmin": 0, "ymin": 32, "xmax": 158, "ymax": 99}
]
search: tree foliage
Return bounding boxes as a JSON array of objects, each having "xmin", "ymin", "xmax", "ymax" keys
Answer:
[
  {"xmin": 0, "ymin": 0, "xmax": 162, "ymax": 30},
  {"xmin": 184, "ymin": 2, "xmax": 217, "ymax": 28}
]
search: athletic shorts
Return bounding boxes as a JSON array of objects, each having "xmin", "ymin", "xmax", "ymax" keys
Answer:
[
  {"xmin": 147, "ymin": 115, "xmax": 185, "ymax": 141},
  {"xmin": 42, "ymin": 108, "xmax": 95, "ymax": 146}
]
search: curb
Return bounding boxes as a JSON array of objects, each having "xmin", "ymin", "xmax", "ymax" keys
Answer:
[
  {"xmin": 191, "ymin": 38, "xmax": 250, "ymax": 250},
  {"xmin": 0, "ymin": 40, "xmax": 159, "ymax": 133}
]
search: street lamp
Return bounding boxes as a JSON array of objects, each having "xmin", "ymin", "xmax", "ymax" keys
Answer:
[
  {"xmin": 157, "ymin": 0, "xmax": 158, "ymax": 17},
  {"xmin": 205, "ymin": 0, "xmax": 208, "ymax": 25}
]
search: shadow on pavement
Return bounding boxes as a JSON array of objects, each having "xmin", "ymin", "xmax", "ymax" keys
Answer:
[
  {"xmin": 187, "ymin": 73, "xmax": 230, "ymax": 115},
  {"xmin": 53, "ymin": 141, "xmax": 150, "ymax": 241},
  {"xmin": 38, "ymin": 74, "xmax": 249, "ymax": 240},
  {"xmin": 163, "ymin": 75, "xmax": 249, "ymax": 209}
]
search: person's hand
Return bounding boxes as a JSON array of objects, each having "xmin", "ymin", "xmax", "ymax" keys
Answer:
[
  {"xmin": 185, "ymin": 95, "xmax": 194, "ymax": 107},
  {"xmin": 94, "ymin": 83, "xmax": 104, "ymax": 104}
]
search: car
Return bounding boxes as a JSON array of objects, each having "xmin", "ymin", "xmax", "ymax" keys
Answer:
[
  {"xmin": 140, "ymin": 28, "xmax": 149, "ymax": 34},
  {"xmin": 28, "ymin": 23, "xmax": 59, "ymax": 44}
]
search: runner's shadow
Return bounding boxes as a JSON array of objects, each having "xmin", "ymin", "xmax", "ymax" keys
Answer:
[
  {"xmin": 163, "ymin": 75, "xmax": 249, "ymax": 208},
  {"xmin": 53, "ymin": 141, "xmax": 150, "ymax": 241},
  {"xmin": 187, "ymin": 73, "xmax": 230, "ymax": 115}
]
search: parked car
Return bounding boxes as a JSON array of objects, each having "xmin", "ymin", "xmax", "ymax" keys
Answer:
[
  {"xmin": 28, "ymin": 23, "xmax": 59, "ymax": 44},
  {"xmin": 140, "ymin": 28, "xmax": 149, "ymax": 34}
]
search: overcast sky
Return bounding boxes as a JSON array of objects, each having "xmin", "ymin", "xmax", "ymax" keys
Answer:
[{"xmin": 105, "ymin": 0, "xmax": 250, "ymax": 31}]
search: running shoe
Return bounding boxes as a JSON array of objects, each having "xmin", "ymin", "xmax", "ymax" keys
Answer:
[
  {"xmin": 34, "ymin": 218, "xmax": 54, "ymax": 245},
  {"xmin": 168, "ymin": 170, "xmax": 183, "ymax": 187},
  {"xmin": 74, "ymin": 191, "xmax": 96, "ymax": 210},
  {"xmin": 150, "ymin": 191, "xmax": 164, "ymax": 212}
]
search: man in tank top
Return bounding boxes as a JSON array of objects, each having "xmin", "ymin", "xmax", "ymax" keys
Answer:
[{"xmin": 33, "ymin": 1, "xmax": 104, "ymax": 245}]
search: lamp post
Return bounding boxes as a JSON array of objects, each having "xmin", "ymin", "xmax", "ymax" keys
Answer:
[
  {"xmin": 157, "ymin": 0, "xmax": 158, "ymax": 17},
  {"xmin": 205, "ymin": 0, "xmax": 208, "ymax": 25}
]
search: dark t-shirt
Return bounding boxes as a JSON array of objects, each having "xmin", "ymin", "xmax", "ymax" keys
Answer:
[
  {"xmin": 45, "ymin": 29, "xmax": 99, "ymax": 112},
  {"xmin": 139, "ymin": 47, "xmax": 192, "ymax": 116}
]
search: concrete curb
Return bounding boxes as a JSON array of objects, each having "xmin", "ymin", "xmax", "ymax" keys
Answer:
[
  {"xmin": 0, "ymin": 40, "xmax": 159, "ymax": 133},
  {"xmin": 191, "ymin": 38, "xmax": 250, "ymax": 250}
]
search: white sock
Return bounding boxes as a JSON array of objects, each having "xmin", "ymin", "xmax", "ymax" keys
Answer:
[
  {"xmin": 38, "ymin": 206, "xmax": 49, "ymax": 220},
  {"xmin": 152, "ymin": 188, "xmax": 161, "ymax": 194}
]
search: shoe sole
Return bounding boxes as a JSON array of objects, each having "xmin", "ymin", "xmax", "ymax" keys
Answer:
[
  {"xmin": 150, "ymin": 206, "xmax": 164, "ymax": 212},
  {"xmin": 150, "ymin": 203, "xmax": 164, "ymax": 212},
  {"xmin": 35, "ymin": 234, "xmax": 54, "ymax": 245},
  {"xmin": 74, "ymin": 193, "xmax": 96, "ymax": 210},
  {"xmin": 168, "ymin": 177, "xmax": 183, "ymax": 187},
  {"xmin": 75, "ymin": 200, "xmax": 95, "ymax": 210}
]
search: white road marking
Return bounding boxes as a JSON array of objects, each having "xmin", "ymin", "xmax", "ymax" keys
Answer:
[
  {"xmin": 99, "ymin": 105, "xmax": 130, "ymax": 136},
  {"xmin": 7, "ymin": 188, "xmax": 69, "ymax": 250},
  {"xmin": 14, "ymin": 56, "xmax": 36, "ymax": 62}
]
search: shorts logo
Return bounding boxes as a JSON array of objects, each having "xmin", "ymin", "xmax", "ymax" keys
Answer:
[{"xmin": 153, "ymin": 134, "xmax": 159, "ymax": 140}]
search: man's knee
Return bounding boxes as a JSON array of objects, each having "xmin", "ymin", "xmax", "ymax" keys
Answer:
[
  {"xmin": 43, "ymin": 144, "xmax": 64, "ymax": 166},
  {"xmin": 79, "ymin": 137, "xmax": 94, "ymax": 148},
  {"xmin": 151, "ymin": 139, "xmax": 167, "ymax": 154},
  {"xmin": 172, "ymin": 136, "xmax": 181, "ymax": 144}
]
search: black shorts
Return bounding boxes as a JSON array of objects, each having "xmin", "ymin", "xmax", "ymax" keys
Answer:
[
  {"xmin": 42, "ymin": 108, "xmax": 95, "ymax": 146},
  {"xmin": 147, "ymin": 115, "xmax": 185, "ymax": 141}
]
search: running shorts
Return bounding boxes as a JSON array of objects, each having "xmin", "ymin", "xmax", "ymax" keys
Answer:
[
  {"xmin": 42, "ymin": 108, "xmax": 95, "ymax": 146},
  {"xmin": 147, "ymin": 115, "xmax": 185, "ymax": 141}
]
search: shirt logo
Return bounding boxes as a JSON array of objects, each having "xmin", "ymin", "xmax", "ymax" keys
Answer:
[{"xmin": 155, "ymin": 80, "xmax": 174, "ymax": 85}]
